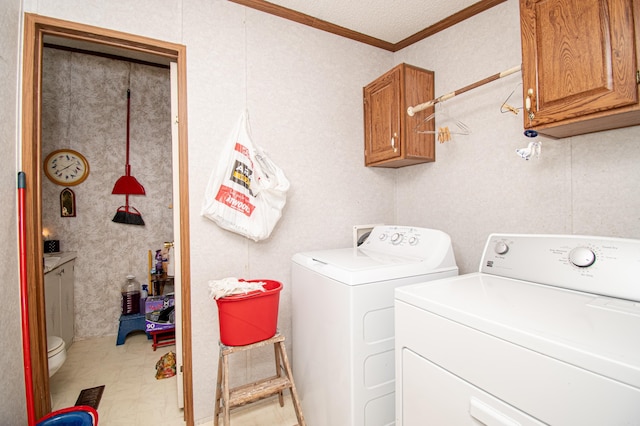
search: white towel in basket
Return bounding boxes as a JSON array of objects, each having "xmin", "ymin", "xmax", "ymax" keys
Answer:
[{"xmin": 208, "ymin": 277, "xmax": 266, "ymax": 300}]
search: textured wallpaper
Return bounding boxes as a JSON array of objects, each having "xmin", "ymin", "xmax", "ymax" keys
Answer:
[{"xmin": 41, "ymin": 48, "xmax": 173, "ymax": 340}]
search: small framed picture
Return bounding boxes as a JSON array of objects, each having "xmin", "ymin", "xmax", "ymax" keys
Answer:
[{"xmin": 60, "ymin": 188, "xmax": 76, "ymax": 217}]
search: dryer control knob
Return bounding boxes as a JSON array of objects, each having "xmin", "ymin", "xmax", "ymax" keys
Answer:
[
  {"xmin": 391, "ymin": 233, "xmax": 403, "ymax": 244},
  {"xmin": 569, "ymin": 247, "xmax": 596, "ymax": 267},
  {"xmin": 494, "ymin": 241, "xmax": 509, "ymax": 255},
  {"xmin": 408, "ymin": 236, "xmax": 418, "ymax": 246}
]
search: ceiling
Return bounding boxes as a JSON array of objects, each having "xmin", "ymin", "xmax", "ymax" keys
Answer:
[
  {"xmin": 229, "ymin": 0, "xmax": 506, "ymax": 51},
  {"xmin": 267, "ymin": 0, "xmax": 479, "ymax": 43},
  {"xmin": 43, "ymin": 0, "xmax": 505, "ymax": 62}
]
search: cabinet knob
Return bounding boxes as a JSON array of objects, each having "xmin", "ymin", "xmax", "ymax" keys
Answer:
[{"xmin": 391, "ymin": 133, "xmax": 398, "ymax": 152}]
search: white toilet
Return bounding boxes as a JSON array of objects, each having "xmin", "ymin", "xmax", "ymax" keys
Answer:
[{"xmin": 47, "ymin": 336, "xmax": 67, "ymax": 377}]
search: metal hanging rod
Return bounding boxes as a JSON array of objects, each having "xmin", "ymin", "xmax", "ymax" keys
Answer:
[{"xmin": 407, "ymin": 64, "xmax": 521, "ymax": 116}]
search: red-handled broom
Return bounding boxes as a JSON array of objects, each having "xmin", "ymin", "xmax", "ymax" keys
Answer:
[
  {"xmin": 112, "ymin": 88, "xmax": 145, "ymax": 226},
  {"xmin": 18, "ymin": 172, "xmax": 36, "ymax": 426}
]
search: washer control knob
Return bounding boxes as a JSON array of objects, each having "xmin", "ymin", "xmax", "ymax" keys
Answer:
[
  {"xmin": 494, "ymin": 241, "xmax": 509, "ymax": 255},
  {"xmin": 408, "ymin": 236, "xmax": 418, "ymax": 246},
  {"xmin": 379, "ymin": 233, "xmax": 387, "ymax": 241},
  {"xmin": 391, "ymin": 233, "xmax": 403, "ymax": 244},
  {"xmin": 569, "ymin": 247, "xmax": 596, "ymax": 267}
]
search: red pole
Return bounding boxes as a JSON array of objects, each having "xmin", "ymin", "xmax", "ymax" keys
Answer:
[{"xmin": 18, "ymin": 172, "xmax": 36, "ymax": 425}]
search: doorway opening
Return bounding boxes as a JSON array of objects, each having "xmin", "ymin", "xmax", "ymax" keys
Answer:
[{"xmin": 21, "ymin": 13, "xmax": 193, "ymax": 424}]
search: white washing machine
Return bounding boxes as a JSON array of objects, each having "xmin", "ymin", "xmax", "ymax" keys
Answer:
[
  {"xmin": 291, "ymin": 225, "xmax": 458, "ymax": 426},
  {"xmin": 395, "ymin": 233, "xmax": 640, "ymax": 425}
]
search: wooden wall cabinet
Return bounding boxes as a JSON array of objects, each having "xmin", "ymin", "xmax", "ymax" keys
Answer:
[
  {"xmin": 45, "ymin": 259, "xmax": 75, "ymax": 348},
  {"xmin": 363, "ymin": 63, "xmax": 435, "ymax": 167},
  {"xmin": 520, "ymin": 0, "xmax": 640, "ymax": 138}
]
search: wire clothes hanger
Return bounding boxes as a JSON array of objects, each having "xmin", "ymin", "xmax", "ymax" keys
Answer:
[
  {"xmin": 415, "ymin": 103, "xmax": 471, "ymax": 143},
  {"xmin": 501, "ymin": 82, "xmax": 523, "ymax": 115}
]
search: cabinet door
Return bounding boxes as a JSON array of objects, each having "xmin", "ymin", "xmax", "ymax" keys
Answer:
[
  {"xmin": 364, "ymin": 67, "xmax": 401, "ymax": 164},
  {"xmin": 59, "ymin": 261, "xmax": 75, "ymax": 348},
  {"xmin": 44, "ymin": 269, "xmax": 61, "ymax": 339},
  {"xmin": 520, "ymin": 0, "xmax": 638, "ymax": 128}
]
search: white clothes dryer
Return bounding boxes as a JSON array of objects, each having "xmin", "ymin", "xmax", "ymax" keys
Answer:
[
  {"xmin": 291, "ymin": 225, "xmax": 458, "ymax": 426},
  {"xmin": 395, "ymin": 233, "xmax": 640, "ymax": 425}
]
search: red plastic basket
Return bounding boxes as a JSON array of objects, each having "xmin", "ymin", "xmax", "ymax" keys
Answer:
[{"xmin": 215, "ymin": 279, "xmax": 282, "ymax": 346}]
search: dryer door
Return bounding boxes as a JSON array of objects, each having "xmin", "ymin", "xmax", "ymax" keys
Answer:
[{"xmin": 401, "ymin": 348, "xmax": 544, "ymax": 426}]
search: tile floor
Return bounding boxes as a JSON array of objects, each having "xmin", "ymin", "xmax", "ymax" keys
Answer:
[{"xmin": 49, "ymin": 332, "xmax": 300, "ymax": 425}]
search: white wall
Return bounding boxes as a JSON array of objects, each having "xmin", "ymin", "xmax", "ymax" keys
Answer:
[
  {"xmin": 394, "ymin": 1, "xmax": 640, "ymax": 273},
  {"xmin": 1, "ymin": 0, "xmax": 28, "ymax": 422},
  {"xmin": 184, "ymin": 3, "xmax": 395, "ymax": 420},
  {"xmin": 15, "ymin": 0, "xmax": 640, "ymax": 423}
]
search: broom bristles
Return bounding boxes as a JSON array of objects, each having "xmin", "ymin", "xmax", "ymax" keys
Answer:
[{"xmin": 112, "ymin": 206, "xmax": 145, "ymax": 226}]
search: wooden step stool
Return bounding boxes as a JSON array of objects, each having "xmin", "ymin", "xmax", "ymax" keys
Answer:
[
  {"xmin": 148, "ymin": 327, "xmax": 176, "ymax": 351},
  {"xmin": 214, "ymin": 333, "xmax": 305, "ymax": 426}
]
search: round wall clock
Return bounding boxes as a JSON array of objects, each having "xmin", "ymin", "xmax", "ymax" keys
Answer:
[{"xmin": 44, "ymin": 149, "xmax": 90, "ymax": 186}]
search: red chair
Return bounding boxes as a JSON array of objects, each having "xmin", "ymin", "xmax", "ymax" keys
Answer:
[{"xmin": 36, "ymin": 405, "xmax": 98, "ymax": 425}]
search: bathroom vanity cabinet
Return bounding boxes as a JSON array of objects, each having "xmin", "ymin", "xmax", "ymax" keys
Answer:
[
  {"xmin": 363, "ymin": 63, "xmax": 435, "ymax": 167},
  {"xmin": 519, "ymin": 0, "xmax": 640, "ymax": 138},
  {"xmin": 44, "ymin": 253, "xmax": 76, "ymax": 348}
]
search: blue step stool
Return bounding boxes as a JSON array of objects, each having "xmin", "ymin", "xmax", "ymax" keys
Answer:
[{"xmin": 116, "ymin": 313, "xmax": 149, "ymax": 345}]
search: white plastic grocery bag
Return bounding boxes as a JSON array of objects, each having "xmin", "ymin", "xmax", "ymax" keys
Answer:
[{"xmin": 201, "ymin": 111, "xmax": 290, "ymax": 241}]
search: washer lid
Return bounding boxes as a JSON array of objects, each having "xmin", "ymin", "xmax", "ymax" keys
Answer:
[
  {"xmin": 395, "ymin": 273, "xmax": 640, "ymax": 389},
  {"xmin": 47, "ymin": 335, "xmax": 65, "ymax": 356},
  {"xmin": 306, "ymin": 248, "xmax": 423, "ymax": 269},
  {"xmin": 292, "ymin": 248, "xmax": 456, "ymax": 285}
]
